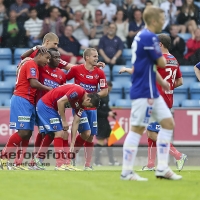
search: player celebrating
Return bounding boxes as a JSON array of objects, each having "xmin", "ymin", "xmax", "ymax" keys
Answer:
[
  {"xmin": 65, "ymin": 48, "xmax": 108, "ymax": 170},
  {"xmin": 120, "ymin": 6, "xmax": 182, "ymax": 181},
  {"xmin": 0, "ymin": 50, "xmax": 52, "ymax": 170},
  {"xmin": 36, "ymin": 84, "xmax": 100, "ymax": 170}
]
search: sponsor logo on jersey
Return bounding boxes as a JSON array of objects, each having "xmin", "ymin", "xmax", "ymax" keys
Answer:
[
  {"xmin": 86, "ymin": 75, "xmax": 93, "ymax": 79},
  {"xmin": 39, "ymin": 126, "xmax": 44, "ymax": 131},
  {"xmin": 100, "ymin": 79, "xmax": 105, "ymax": 87},
  {"xmin": 50, "ymin": 118, "xmax": 60, "ymax": 124},
  {"xmin": 93, "ymin": 121, "xmax": 97, "ymax": 127},
  {"xmin": 20, "ymin": 123, "xmax": 24, "ymax": 128},
  {"xmin": 80, "ymin": 83, "xmax": 97, "ymax": 92},
  {"xmin": 9, "ymin": 122, "xmax": 16, "ymax": 128},
  {"xmin": 18, "ymin": 116, "xmax": 30, "ymax": 122},
  {"xmin": 44, "ymin": 79, "xmax": 59, "ymax": 88},
  {"xmin": 166, "ymin": 59, "xmax": 178, "ymax": 65},
  {"xmin": 167, "ymin": 55, "xmax": 174, "ymax": 59},
  {"xmin": 44, "ymin": 125, "xmax": 50, "ymax": 130},
  {"xmin": 156, "ymin": 125, "xmax": 160, "ymax": 130},
  {"xmin": 79, "ymin": 117, "xmax": 88, "ymax": 124},
  {"xmin": 30, "ymin": 68, "xmax": 36, "ymax": 76},
  {"xmin": 94, "ymin": 74, "xmax": 99, "ymax": 79},
  {"xmin": 59, "ymin": 75, "xmax": 62, "ymax": 79},
  {"xmin": 80, "ymin": 74, "xmax": 84, "ymax": 77},
  {"xmin": 50, "ymin": 73, "xmax": 58, "ymax": 78},
  {"xmin": 53, "ymin": 125, "xmax": 57, "ymax": 130},
  {"xmin": 69, "ymin": 92, "xmax": 78, "ymax": 99}
]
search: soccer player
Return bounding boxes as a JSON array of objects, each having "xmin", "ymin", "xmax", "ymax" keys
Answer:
[
  {"xmin": 120, "ymin": 6, "xmax": 182, "ymax": 181},
  {"xmin": 65, "ymin": 48, "xmax": 108, "ymax": 170},
  {"xmin": 0, "ymin": 50, "xmax": 52, "ymax": 170},
  {"xmin": 36, "ymin": 84, "xmax": 100, "ymax": 170}
]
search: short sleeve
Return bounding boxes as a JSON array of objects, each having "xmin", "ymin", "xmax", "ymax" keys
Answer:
[
  {"xmin": 58, "ymin": 59, "xmax": 68, "ymax": 69},
  {"xmin": 98, "ymin": 69, "xmax": 108, "ymax": 89},
  {"xmin": 65, "ymin": 66, "xmax": 76, "ymax": 80},
  {"xmin": 26, "ymin": 63, "xmax": 38, "ymax": 80}
]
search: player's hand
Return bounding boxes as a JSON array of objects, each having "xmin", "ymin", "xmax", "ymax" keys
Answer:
[
  {"xmin": 119, "ymin": 67, "xmax": 127, "ymax": 74},
  {"xmin": 108, "ymin": 111, "xmax": 116, "ymax": 117},
  {"xmin": 62, "ymin": 122, "xmax": 69, "ymax": 131},
  {"xmin": 161, "ymin": 80, "xmax": 170, "ymax": 92},
  {"xmin": 96, "ymin": 62, "xmax": 105, "ymax": 68}
]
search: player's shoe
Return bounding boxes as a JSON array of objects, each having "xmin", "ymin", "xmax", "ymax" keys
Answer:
[
  {"xmin": 33, "ymin": 157, "xmax": 45, "ymax": 170},
  {"xmin": 142, "ymin": 165, "xmax": 155, "ymax": 171},
  {"xmin": 65, "ymin": 164, "xmax": 82, "ymax": 171},
  {"xmin": 93, "ymin": 162, "xmax": 103, "ymax": 166},
  {"xmin": 0, "ymin": 159, "xmax": 11, "ymax": 170},
  {"xmin": 155, "ymin": 167, "xmax": 182, "ymax": 180},
  {"xmin": 54, "ymin": 164, "xmax": 67, "ymax": 171},
  {"xmin": 176, "ymin": 154, "xmax": 187, "ymax": 171},
  {"xmin": 84, "ymin": 166, "xmax": 94, "ymax": 171},
  {"xmin": 12, "ymin": 164, "xmax": 29, "ymax": 170},
  {"xmin": 120, "ymin": 172, "xmax": 148, "ymax": 181}
]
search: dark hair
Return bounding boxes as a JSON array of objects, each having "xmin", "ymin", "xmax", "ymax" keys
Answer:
[
  {"xmin": 49, "ymin": 6, "xmax": 59, "ymax": 14},
  {"xmin": 157, "ymin": 34, "xmax": 171, "ymax": 50},
  {"xmin": 145, "ymin": 0, "xmax": 153, "ymax": 5},
  {"xmin": 107, "ymin": 81, "xmax": 113, "ymax": 87},
  {"xmin": 47, "ymin": 48, "xmax": 59, "ymax": 57},
  {"xmin": 35, "ymin": 49, "xmax": 50, "ymax": 56},
  {"xmin": 29, "ymin": 7, "xmax": 37, "ymax": 12},
  {"xmin": 88, "ymin": 93, "xmax": 100, "ymax": 108}
]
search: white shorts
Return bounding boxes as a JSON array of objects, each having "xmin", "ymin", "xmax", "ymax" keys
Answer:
[{"xmin": 130, "ymin": 96, "xmax": 172, "ymax": 127}]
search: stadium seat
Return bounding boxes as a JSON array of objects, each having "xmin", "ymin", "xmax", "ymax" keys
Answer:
[
  {"xmin": 126, "ymin": 60, "xmax": 132, "ymax": 68},
  {"xmin": 3, "ymin": 65, "xmax": 17, "ymax": 84},
  {"xmin": 189, "ymin": 82, "xmax": 200, "ymax": 100},
  {"xmin": 180, "ymin": 66, "xmax": 197, "ymax": 86},
  {"xmin": 0, "ymin": 48, "xmax": 12, "ymax": 66},
  {"xmin": 0, "ymin": 81, "xmax": 14, "ymax": 101},
  {"xmin": 194, "ymin": 1, "xmax": 200, "ymax": 8},
  {"xmin": 109, "ymin": 100, "xmax": 114, "ymax": 107},
  {"xmin": 178, "ymin": 33, "xmax": 192, "ymax": 42},
  {"xmin": 14, "ymin": 48, "xmax": 29, "ymax": 64},
  {"xmin": 122, "ymin": 49, "xmax": 132, "ymax": 61},
  {"xmin": 112, "ymin": 65, "xmax": 131, "ymax": 82},
  {"xmin": 109, "ymin": 81, "xmax": 123, "ymax": 103},
  {"xmin": 2, "ymin": 99, "xmax": 10, "ymax": 107},
  {"xmin": 115, "ymin": 99, "xmax": 132, "ymax": 108},
  {"xmin": 173, "ymin": 84, "xmax": 188, "ymax": 102},
  {"xmin": 123, "ymin": 81, "xmax": 132, "ymax": 99},
  {"xmin": 172, "ymin": 99, "xmax": 180, "ymax": 108},
  {"xmin": 181, "ymin": 99, "xmax": 200, "ymax": 107},
  {"xmin": 102, "ymin": 65, "xmax": 111, "ymax": 81},
  {"xmin": 67, "ymin": 78, "xmax": 74, "ymax": 84}
]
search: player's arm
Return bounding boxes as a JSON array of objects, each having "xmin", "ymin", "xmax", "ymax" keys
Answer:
[
  {"xmin": 119, "ymin": 66, "xmax": 134, "ymax": 74},
  {"xmin": 155, "ymin": 56, "xmax": 166, "ymax": 68},
  {"xmin": 174, "ymin": 77, "xmax": 183, "ymax": 88},
  {"xmin": 57, "ymin": 95, "xmax": 69, "ymax": 131},
  {"xmin": 21, "ymin": 46, "xmax": 47, "ymax": 59},
  {"xmin": 156, "ymin": 71, "xmax": 170, "ymax": 91},
  {"xmin": 97, "ymin": 88, "xmax": 108, "ymax": 98},
  {"xmin": 194, "ymin": 64, "xmax": 200, "ymax": 81},
  {"xmin": 29, "ymin": 79, "xmax": 52, "ymax": 91}
]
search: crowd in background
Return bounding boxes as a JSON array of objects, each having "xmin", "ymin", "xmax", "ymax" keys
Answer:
[{"xmin": 1, "ymin": 0, "xmax": 200, "ymax": 66}]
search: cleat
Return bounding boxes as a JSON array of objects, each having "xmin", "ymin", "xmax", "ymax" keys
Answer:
[
  {"xmin": 176, "ymin": 154, "xmax": 187, "ymax": 171},
  {"xmin": 54, "ymin": 164, "xmax": 67, "ymax": 171},
  {"xmin": 142, "ymin": 165, "xmax": 155, "ymax": 171},
  {"xmin": 121, "ymin": 172, "xmax": 148, "ymax": 181},
  {"xmin": 155, "ymin": 167, "xmax": 182, "ymax": 180},
  {"xmin": 34, "ymin": 157, "xmax": 45, "ymax": 170},
  {"xmin": 12, "ymin": 164, "xmax": 29, "ymax": 170},
  {"xmin": 93, "ymin": 163, "xmax": 103, "ymax": 167},
  {"xmin": 84, "ymin": 166, "xmax": 94, "ymax": 171},
  {"xmin": 66, "ymin": 164, "xmax": 82, "ymax": 171},
  {"xmin": 0, "ymin": 159, "xmax": 11, "ymax": 170}
]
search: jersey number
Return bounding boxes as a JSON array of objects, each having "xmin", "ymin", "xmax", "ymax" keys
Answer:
[
  {"xmin": 164, "ymin": 68, "xmax": 177, "ymax": 86},
  {"xmin": 131, "ymin": 40, "xmax": 137, "ymax": 64}
]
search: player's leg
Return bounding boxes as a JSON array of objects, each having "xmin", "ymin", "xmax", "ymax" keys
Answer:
[
  {"xmin": 94, "ymin": 137, "xmax": 104, "ymax": 166},
  {"xmin": 121, "ymin": 99, "xmax": 151, "ymax": 181},
  {"xmin": 153, "ymin": 96, "xmax": 182, "ymax": 180}
]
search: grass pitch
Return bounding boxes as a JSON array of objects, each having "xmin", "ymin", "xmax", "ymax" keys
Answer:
[{"xmin": 1, "ymin": 166, "xmax": 200, "ymax": 200}]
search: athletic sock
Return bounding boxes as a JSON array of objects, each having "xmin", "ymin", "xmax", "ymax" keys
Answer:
[
  {"xmin": 63, "ymin": 139, "xmax": 70, "ymax": 165},
  {"xmin": 34, "ymin": 133, "xmax": 43, "ymax": 155},
  {"xmin": 94, "ymin": 144, "xmax": 103, "ymax": 164},
  {"xmin": 74, "ymin": 135, "xmax": 85, "ymax": 153},
  {"xmin": 156, "ymin": 128, "xmax": 173, "ymax": 171},
  {"xmin": 147, "ymin": 138, "xmax": 157, "ymax": 168},
  {"xmin": 169, "ymin": 143, "xmax": 182, "ymax": 160},
  {"xmin": 121, "ymin": 131, "xmax": 141, "ymax": 176},
  {"xmin": 84, "ymin": 141, "xmax": 94, "ymax": 167},
  {"xmin": 54, "ymin": 137, "xmax": 65, "ymax": 167}
]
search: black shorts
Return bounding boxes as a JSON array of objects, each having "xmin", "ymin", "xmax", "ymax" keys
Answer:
[{"xmin": 96, "ymin": 119, "xmax": 111, "ymax": 139}]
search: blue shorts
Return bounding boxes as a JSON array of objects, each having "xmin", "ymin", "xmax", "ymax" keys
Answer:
[
  {"xmin": 73, "ymin": 109, "xmax": 97, "ymax": 135},
  {"xmin": 147, "ymin": 122, "xmax": 160, "ymax": 133},
  {"xmin": 10, "ymin": 95, "xmax": 36, "ymax": 131},
  {"xmin": 35, "ymin": 109, "xmax": 45, "ymax": 133},
  {"xmin": 37, "ymin": 99, "xmax": 63, "ymax": 134}
]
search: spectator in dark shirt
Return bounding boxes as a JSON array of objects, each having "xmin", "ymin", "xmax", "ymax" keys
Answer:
[
  {"xmin": 36, "ymin": 0, "xmax": 51, "ymax": 20},
  {"xmin": 23, "ymin": 0, "xmax": 39, "ymax": 7},
  {"xmin": 98, "ymin": 22, "xmax": 125, "ymax": 78},
  {"xmin": 58, "ymin": 25, "xmax": 85, "ymax": 64}
]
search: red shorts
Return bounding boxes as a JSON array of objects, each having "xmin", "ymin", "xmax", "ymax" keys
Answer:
[{"xmin": 61, "ymin": 55, "xmax": 83, "ymax": 63}]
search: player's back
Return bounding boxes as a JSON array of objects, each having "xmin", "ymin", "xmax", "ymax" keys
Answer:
[
  {"xmin": 157, "ymin": 53, "xmax": 182, "ymax": 108},
  {"xmin": 14, "ymin": 60, "xmax": 39, "ymax": 105},
  {"xmin": 130, "ymin": 28, "xmax": 162, "ymax": 99}
]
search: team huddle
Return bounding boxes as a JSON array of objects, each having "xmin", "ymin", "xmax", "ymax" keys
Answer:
[{"xmin": 0, "ymin": 5, "xmax": 192, "ymax": 181}]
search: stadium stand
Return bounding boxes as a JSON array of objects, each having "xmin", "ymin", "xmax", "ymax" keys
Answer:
[
  {"xmin": 112, "ymin": 65, "xmax": 131, "ymax": 82},
  {"xmin": 109, "ymin": 81, "xmax": 123, "ymax": 105},
  {"xmin": 14, "ymin": 48, "xmax": 29, "ymax": 65},
  {"xmin": 115, "ymin": 99, "xmax": 132, "ymax": 108},
  {"xmin": 172, "ymin": 99, "xmax": 180, "ymax": 108},
  {"xmin": 178, "ymin": 33, "xmax": 192, "ymax": 43},
  {"xmin": 180, "ymin": 66, "xmax": 197, "ymax": 86},
  {"xmin": 0, "ymin": 48, "xmax": 12, "ymax": 65},
  {"xmin": 123, "ymin": 81, "xmax": 131, "ymax": 99},
  {"xmin": 122, "ymin": 49, "xmax": 132, "ymax": 61},
  {"xmin": 189, "ymin": 82, "xmax": 200, "ymax": 100},
  {"xmin": 3, "ymin": 65, "xmax": 17, "ymax": 85},
  {"xmin": 173, "ymin": 84, "xmax": 188, "ymax": 103},
  {"xmin": 181, "ymin": 100, "xmax": 200, "ymax": 107},
  {"xmin": 0, "ymin": 81, "xmax": 14, "ymax": 104},
  {"xmin": 102, "ymin": 65, "xmax": 111, "ymax": 81}
]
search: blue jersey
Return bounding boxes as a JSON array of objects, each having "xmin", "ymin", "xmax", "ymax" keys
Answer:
[
  {"xmin": 196, "ymin": 62, "xmax": 200, "ymax": 69},
  {"xmin": 130, "ymin": 28, "xmax": 162, "ymax": 99}
]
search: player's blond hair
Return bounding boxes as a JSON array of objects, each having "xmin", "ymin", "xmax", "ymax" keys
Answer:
[
  {"xmin": 42, "ymin": 32, "xmax": 58, "ymax": 43},
  {"xmin": 83, "ymin": 48, "xmax": 97, "ymax": 60},
  {"xmin": 143, "ymin": 6, "xmax": 164, "ymax": 26}
]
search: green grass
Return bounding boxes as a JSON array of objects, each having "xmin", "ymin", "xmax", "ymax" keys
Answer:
[{"xmin": 1, "ymin": 166, "xmax": 200, "ymax": 200}]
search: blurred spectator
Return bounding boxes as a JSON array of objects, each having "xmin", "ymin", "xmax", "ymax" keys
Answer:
[
  {"xmin": 89, "ymin": 9, "xmax": 108, "ymax": 48},
  {"xmin": 10, "ymin": 0, "xmax": 30, "ymax": 23},
  {"xmin": 23, "ymin": 0, "xmax": 39, "ymax": 7},
  {"xmin": 42, "ymin": 6, "xmax": 66, "ymax": 37},
  {"xmin": 134, "ymin": 0, "xmax": 145, "ymax": 10},
  {"xmin": 67, "ymin": 10, "xmax": 90, "ymax": 47},
  {"xmin": 40, "ymin": 0, "xmax": 60, "ymax": 6},
  {"xmin": 3, "ymin": 0, "xmax": 15, "ymax": 9},
  {"xmin": 160, "ymin": 0, "xmax": 177, "ymax": 32},
  {"xmin": 0, "ymin": 0, "xmax": 7, "ymax": 38},
  {"xmin": 169, "ymin": 24, "xmax": 186, "ymax": 65},
  {"xmin": 177, "ymin": 0, "xmax": 199, "ymax": 33},
  {"xmin": 127, "ymin": 9, "xmax": 144, "ymax": 48},
  {"xmin": 36, "ymin": 0, "xmax": 51, "ymax": 20},
  {"xmin": 145, "ymin": 0, "xmax": 153, "ymax": 7},
  {"xmin": 58, "ymin": 0, "xmax": 73, "ymax": 20},
  {"xmin": 58, "ymin": 25, "xmax": 85, "ymax": 64},
  {"xmin": 98, "ymin": 22, "xmax": 125, "ymax": 77},
  {"xmin": 2, "ymin": 10, "xmax": 27, "ymax": 48},
  {"xmin": 184, "ymin": 28, "xmax": 200, "ymax": 65},
  {"xmin": 98, "ymin": 0, "xmax": 117, "ymax": 22},
  {"xmin": 114, "ymin": 9, "xmax": 129, "ymax": 47},
  {"xmin": 121, "ymin": 0, "xmax": 137, "ymax": 21},
  {"xmin": 112, "ymin": 0, "xmax": 123, "ymax": 7},
  {"xmin": 74, "ymin": 0, "xmax": 95, "ymax": 23},
  {"xmin": 24, "ymin": 7, "xmax": 43, "ymax": 47}
]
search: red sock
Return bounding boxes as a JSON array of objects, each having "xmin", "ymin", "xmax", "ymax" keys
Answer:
[
  {"xmin": 147, "ymin": 138, "xmax": 157, "ymax": 168},
  {"xmin": 14, "ymin": 139, "xmax": 29, "ymax": 165},
  {"xmin": 1, "ymin": 132, "xmax": 22, "ymax": 159},
  {"xmin": 54, "ymin": 137, "xmax": 65, "ymax": 167},
  {"xmin": 74, "ymin": 135, "xmax": 85, "ymax": 153},
  {"xmin": 169, "ymin": 143, "xmax": 182, "ymax": 160},
  {"xmin": 34, "ymin": 133, "xmax": 43, "ymax": 154},
  {"xmin": 84, "ymin": 141, "xmax": 94, "ymax": 167},
  {"xmin": 63, "ymin": 140, "xmax": 70, "ymax": 165},
  {"xmin": 37, "ymin": 134, "xmax": 54, "ymax": 160}
]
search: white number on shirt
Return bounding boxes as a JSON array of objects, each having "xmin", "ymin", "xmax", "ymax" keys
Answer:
[
  {"xmin": 16, "ymin": 67, "xmax": 22, "ymax": 84},
  {"xmin": 164, "ymin": 68, "xmax": 177, "ymax": 86},
  {"xmin": 131, "ymin": 40, "xmax": 137, "ymax": 64}
]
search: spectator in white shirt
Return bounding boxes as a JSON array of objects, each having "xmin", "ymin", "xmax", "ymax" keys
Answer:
[
  {"xmin": 98, "ymin": 0, "xmax": 117, "ymax": 22},
  {"xmin": 24, "ymin": 7, "xmax": 43, "ymax": 47}
]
